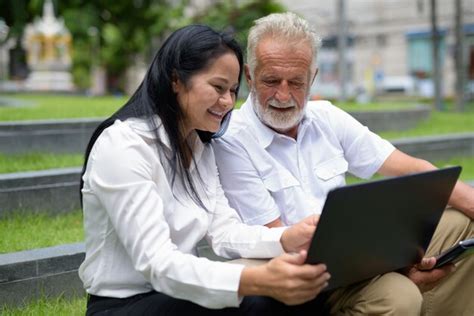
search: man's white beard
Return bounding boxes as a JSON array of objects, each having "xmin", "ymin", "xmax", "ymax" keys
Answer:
[{"xmin": 251, "ymin": 89, "xmax": 306, "ymax": 133}]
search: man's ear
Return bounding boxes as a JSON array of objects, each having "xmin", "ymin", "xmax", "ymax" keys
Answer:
[
  {"xmin": 244, "ymin": 64, "xmax": 252, "ymax": 86},
  {"xmin": 311, "ymin": 68, "xmax": 319, "ymax": 86}
]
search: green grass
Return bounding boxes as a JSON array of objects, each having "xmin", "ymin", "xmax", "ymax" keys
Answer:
[
  {"xmin": 0, "ymin": 295, "xmax": 86, "ymax": 316},
  {"xmin": 2, "ymin": 94, "xmax": 473, "ymax": 138},
  {"xmin": 0, "ymin": 94, "xmax": 126, "ymax": 121},
  {"xmin": 347, "ymin": 156, "xmax": 474, "ymax": 185},
  {"xmin": 0, "ymin": 210, "xmax": 84, "ymax": 253},
  {"xmin": 337, "ymin": 101, "xmax": 417, "ymax": 111},
  {"xmin": 380, "ymin": 110, "xmax": 474, "ymax": 139},
  {"xmin": 0, "ymin": 153, "xmax": 84, "ymax": 174}
]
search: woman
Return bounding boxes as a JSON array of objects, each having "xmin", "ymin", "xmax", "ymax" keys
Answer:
[{"xmin": 80, "ymin": 25, "xmax": 330, "ymax": 315}]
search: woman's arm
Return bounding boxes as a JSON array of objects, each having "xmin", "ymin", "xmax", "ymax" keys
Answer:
[{"xmin": 239, "ymin": 251, "xmax": 330, "ymax": 305}]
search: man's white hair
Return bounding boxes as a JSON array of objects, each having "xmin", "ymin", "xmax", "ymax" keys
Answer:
[{"xmin": 247, "ymin": 12, "xmax": 322, "ymax": 77}]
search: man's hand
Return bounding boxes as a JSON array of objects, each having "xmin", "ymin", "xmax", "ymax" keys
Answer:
[
  {"xmin": 404, "ymin": 257, "xmax": 456, "ymax": 292},
  {"xmin": 280, "ymin": 214, "xmax": 319, "ymax": 253}
]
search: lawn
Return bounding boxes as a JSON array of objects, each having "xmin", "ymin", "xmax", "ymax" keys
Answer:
[
  {"xmin": 0, "ymin": 210, "xmax": 83, "ymax": 253},
  {"xmin": 347, "ymin": 156, "xmax": 474, "ymax": 185},
  {"xmin": 0, "ymin": 152, "xmax": 84, "ymax": 174},
  {"xmin": 380, "ymin": 110, "xmax": 474, "ymax": 139},
  {"xmin": 0, "ymin": 295, "xmax": 86, "ymax": 316},
  {"xmin": 0, "ymin": 94, "xmax": 127, "ymax": 121}
]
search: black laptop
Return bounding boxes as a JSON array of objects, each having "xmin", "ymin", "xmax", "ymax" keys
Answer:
[{"xmin": 305, "ymin": 166, "xmax": 461, "ymax": 291}]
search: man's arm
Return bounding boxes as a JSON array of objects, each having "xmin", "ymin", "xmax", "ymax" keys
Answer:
[
  {"xmin": 266, "ymin": 218, "xmax": 284, "ymax": 227},
  {"xmin": 378, "ymin": 149, "xmax": 474, "ymax": 219}
]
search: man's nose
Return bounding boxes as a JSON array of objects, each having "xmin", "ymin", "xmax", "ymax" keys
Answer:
[{"xmin": 275, "ymin": 81, "xmax": 291, "ymax": 103}]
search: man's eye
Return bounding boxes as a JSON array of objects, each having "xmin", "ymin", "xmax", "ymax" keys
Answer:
[
  {"xmin": 263, "ymin": 80, "xmax": 278, "ymax": 86},
  {"xmin": 291, "ymin": 81, "xmax": 304, "ymax": 88}
]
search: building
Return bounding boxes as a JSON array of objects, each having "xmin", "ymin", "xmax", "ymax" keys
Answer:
[{"xmin": 280, "ymin": 0, "xmax": 474, "ymax": 99}]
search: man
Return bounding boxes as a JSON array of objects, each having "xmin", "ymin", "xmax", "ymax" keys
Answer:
[{"xmin": 213, "ymin": 12, "xmax": 474, "ymax": 315}]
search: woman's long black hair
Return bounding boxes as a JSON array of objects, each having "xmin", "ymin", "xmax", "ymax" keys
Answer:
[{"xmin": 80, "ymin": 25, "xmax": 244, "ymax": 209}]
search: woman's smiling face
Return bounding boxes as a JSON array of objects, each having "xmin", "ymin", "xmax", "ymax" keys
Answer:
[{"xmin": 174, "ymin": 52, "xmax": 240, "ymax": 137}]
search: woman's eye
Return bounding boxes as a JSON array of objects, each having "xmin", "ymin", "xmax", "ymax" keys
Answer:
[{"xmin": 213, "ymin": 85, "xmax": 224, "ymax": 93}]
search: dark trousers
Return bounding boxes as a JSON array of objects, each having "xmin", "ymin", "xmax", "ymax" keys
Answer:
[{"xmin": 86, "ymin": 291, "xmax": 329, "ymax": 316}]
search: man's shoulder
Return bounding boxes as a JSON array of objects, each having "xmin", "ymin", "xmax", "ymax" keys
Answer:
[
  {"xmin": 305, "ymin": 100, "xmax": 340, "ymax": 116},
  {"xmin": 218, "ymin": 109, "xmax": 257, "ymax": 143}
]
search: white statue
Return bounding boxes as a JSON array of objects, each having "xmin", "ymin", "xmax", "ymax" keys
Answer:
[{"xmin": 22, "ymin": 0, "xmax": 74, "ymax": 91}]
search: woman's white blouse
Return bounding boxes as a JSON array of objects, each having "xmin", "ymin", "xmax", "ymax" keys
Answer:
[{"xmin": 79, "ymin": 118, "xmax": 286, "ymax": 309}]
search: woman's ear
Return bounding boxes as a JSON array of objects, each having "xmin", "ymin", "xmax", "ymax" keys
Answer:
[
  {"xmin": 172, "ymin": 80, "xmax": 179, "ymax": 93},
  {"xmin": 171, "ymin": 71, "xmax": 181, "ymax": 93}
]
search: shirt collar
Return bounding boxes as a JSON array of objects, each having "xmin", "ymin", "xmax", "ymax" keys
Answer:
[{"xmin": 125, "ymin": 115, "xmax": 205, "ymax": 170}]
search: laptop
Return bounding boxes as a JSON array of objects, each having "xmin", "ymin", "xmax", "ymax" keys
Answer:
[{"xmin": 305, "ymin": 166, "xmax": 462, "ymax": 291}]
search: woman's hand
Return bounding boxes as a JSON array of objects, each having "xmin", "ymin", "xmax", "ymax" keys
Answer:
[
  {"xmin": 239, "ymin": 250, "xmax": 330, "ymax": 305},
  {"xmin": 280, "ymin": 215, "xmax": 319, "ymax": 253},
  {"xmin": 404, "ymin": 257, "xmax": 455, "ymax": 292}
]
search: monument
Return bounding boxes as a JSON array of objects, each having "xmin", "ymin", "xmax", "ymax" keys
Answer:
[{"xmin": 22, "ymin": 0, "xmax": 74, "ymax": 91}]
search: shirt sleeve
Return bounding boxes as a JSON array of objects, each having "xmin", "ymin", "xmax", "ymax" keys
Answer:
[
  {"xmin": 323, "ymin": 103, "xmax": 396, "ymax": 179},
  {"xmin": 205, "ymin": 158, "xmax": 286, "ymax": 259},
  {"xmin": 86, "ymin": 123, "xmax": 246, "ymax": 309},
  {"xmin": 213, "ymin": 136, "xmax": 282, "ymax": 225}
]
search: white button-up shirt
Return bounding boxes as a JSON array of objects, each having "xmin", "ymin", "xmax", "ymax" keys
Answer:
[
  {"xmin": 79, "ymin": 117, "xmax": 286, "ymax": 309},
  {"xmin": 213, "ymin": 97, "xmax": 395, "ymax": 226}
]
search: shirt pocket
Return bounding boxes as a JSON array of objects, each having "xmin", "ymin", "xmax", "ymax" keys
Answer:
[
  {"xmin": 262, "ymin": 171, "xmax": 299, "ymax": 192},
  {"xmin": 314, "ymin": 156, "xmax": 349, "ymax": 181},
  {"xmin": 262, "ymin": 171, "xmax": 300, "ymax": 224}
]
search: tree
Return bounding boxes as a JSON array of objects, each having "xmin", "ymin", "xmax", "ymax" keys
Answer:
[
  {"xmin": 192, "ymin": 0, "xmax": 286, "ymax": 53},
  {"xmin": 0, "ymin": 0, "xmax": 189, "ymax": 91}
]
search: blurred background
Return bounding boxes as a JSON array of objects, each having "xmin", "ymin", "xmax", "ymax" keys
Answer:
[
  {"xmin": 0, "ymin": 0, "xmax": 473, "ymax": 109},
  {"xmin": 1, "ymin": 1, "xmax": 474, "ymax": 314}
]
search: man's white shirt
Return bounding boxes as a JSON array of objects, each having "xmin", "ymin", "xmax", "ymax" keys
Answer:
[{"xmin": 213, "ymin": 96, "xmax": 395, "ymax": 226}]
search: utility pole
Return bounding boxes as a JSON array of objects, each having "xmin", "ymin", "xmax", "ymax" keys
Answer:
[
  {"xmin": 454, "ymin": 0, "xmax": 465, "ymax": 111},
  {"xmin": 430, "ymin": 0, "xmax": 444, "ymax": 111},
  {"xmin": 337, "ymin": 0, "xmax": 348, "ymax": 102}
]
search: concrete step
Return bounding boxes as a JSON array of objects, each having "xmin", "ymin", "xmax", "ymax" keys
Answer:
[{"xmin": 0, "ymin": 243, "xmax": 85, "ymax": 307}]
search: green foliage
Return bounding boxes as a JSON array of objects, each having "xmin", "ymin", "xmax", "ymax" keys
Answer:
[
  {"xmin": 0, "ymin": 152, "xmax": 84, "ymax": 173},
  {"xmin": 1, "ymin": 0, "xmax": 190, "ymax": 91},
  {"xmin": 0, "ymin": 210, "xmax": 84, "ymax": 253},
  {"xmin": 0, "ymin": 294, "xmax": 86, "ymax": 316},
  {"xmin": 193, "ymin": 0, "xmax": 286, "ymax": 51}
]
